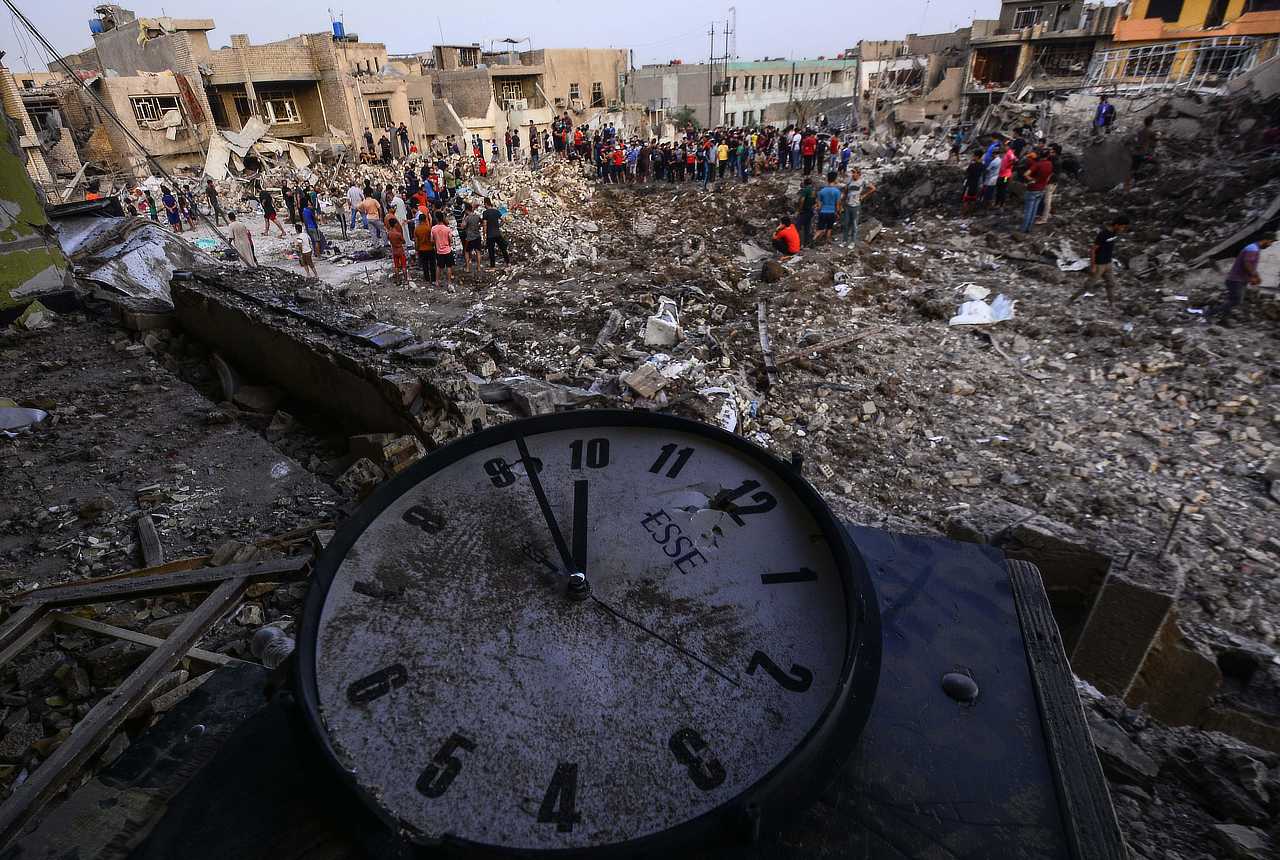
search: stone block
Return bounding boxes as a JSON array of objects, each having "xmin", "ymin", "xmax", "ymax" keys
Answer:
[
  {"xmin": 1071, "ymin": 569, "xmax": 1177, "ymax": 698},
  {"xmin": 1124, "ymin": 616, "xmax": 1221, "ymax": 727}
]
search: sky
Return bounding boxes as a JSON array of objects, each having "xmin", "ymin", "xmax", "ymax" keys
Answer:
[{"xmin": 0, "ymin": 0, "xmax": 993, "ymax": 72}]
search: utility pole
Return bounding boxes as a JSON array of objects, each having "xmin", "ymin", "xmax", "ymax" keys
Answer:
[{"xmin": 707, "ymin": 22, "xmax": 716, "ymax": 130}]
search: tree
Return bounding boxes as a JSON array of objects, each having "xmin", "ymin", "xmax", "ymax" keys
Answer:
[
  {"xmin": 787, "ymin": 95, "xmax": 825, "ymax": 129},
  {"xmin": 671, "ymin": 105, "xmax": 701, "ymax": 131}
]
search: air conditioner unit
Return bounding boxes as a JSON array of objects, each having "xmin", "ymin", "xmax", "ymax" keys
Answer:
[
  {"xmin": 553, "ymin": 96, "xmax": 566, "ymax": 107},
  {"xmin": 504, "ymin": 98, "xmax": 528, "ymax": 111},
  {"xmin": 570, "ymin": 98, "xmax": 586, "ymax": 111}
]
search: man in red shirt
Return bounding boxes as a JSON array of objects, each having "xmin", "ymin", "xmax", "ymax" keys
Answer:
[
  {"xmin": 772, "ymin": 215, "xmax": 801, "ymax": 256},
  {"xmin": 827, "ymin": 134, "xmax": 840, "ymax": 173},
  {"xmin": 801, "ymin": 132, "xmax": 818, "ymax": 176},
  {"xmin": 1020, "ymin": 152, "xmax": 1053, "ymax": 234}
]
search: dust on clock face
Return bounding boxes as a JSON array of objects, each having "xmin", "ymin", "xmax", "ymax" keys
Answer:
[{"xmin": 309, "ymin": 419, "xmax": 854, "ymax": 852}]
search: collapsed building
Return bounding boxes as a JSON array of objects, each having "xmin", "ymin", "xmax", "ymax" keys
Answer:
[{"xmin": 0, "ymin": 5, "xmax": 633, "ymax": 196}]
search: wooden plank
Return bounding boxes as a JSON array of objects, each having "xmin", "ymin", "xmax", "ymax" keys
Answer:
[
  {"xmin": 756, "ymin": 300, "xmax": 777, "ymax": 388},
  {"xmin": 48, "ymin": 612, "xmax": 244, "ymax": 668},
  {"xmin": 135, "ymin": 515, "xmax": 164, "ymax": 567},
  {"xmin": 8, "ymin": 556, "xmax": 310, "ymax": 607},
  {"xmin": 0, "ymin": 606, "xmax": 48, "ymax": 657},
  {"xmin": 0, "ymin": 576, "xmax": 250, "ymax": 849},
  {"xmin": 776, "ymin": 327, "xmax": 880, "ymax": 366},
  {"xmin": 1007, "ymin": 559, "xmax": 1126, "ymax": 860},
  {"xmin": 0, "ymin": 611, "xmax": 54, "ymax": 669}
]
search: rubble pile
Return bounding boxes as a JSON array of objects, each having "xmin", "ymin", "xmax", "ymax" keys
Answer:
[
  {"xmin": 1083, "ymin": 683, "xmax": 1279, "ymax": 859},
  {"xmin": 0, "ymin": 309, "xmax": 337, "ymax": 798}
]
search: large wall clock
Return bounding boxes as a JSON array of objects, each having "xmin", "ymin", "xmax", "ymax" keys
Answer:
[{"xmin": 298, "ymin": 410, "xmax": 881, "ymax": 856}]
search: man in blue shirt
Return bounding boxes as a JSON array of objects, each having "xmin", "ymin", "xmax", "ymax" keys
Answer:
[
  {"xmin": 1093, "ymin": 96, "xmax": 1115, "ymax": 135},
  {"xmin": 815, "ymin": 172, "xmax": 843, "ymax": 244},
  {"xmin": 301, "ymin": 200, "xmax": 326, "ymax": 256}
]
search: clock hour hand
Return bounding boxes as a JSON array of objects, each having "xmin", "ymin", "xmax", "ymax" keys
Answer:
[{"xmin": 514, "ymin": 434, "xmax": 576, "ymax": 576}]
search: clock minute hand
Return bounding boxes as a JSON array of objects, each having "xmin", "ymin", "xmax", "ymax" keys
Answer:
[
  {"xmin": 588, "ymin": 596, "xmax": 739, "ymax": 688},
  {"xmin": 514, "ymin": 434, "xmax": 575, "ymax": 575}
]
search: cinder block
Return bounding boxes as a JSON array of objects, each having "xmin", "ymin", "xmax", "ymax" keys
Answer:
[{"xmin": 1070, "ymin": 567, "xmax": 1178, "ymax": 697}]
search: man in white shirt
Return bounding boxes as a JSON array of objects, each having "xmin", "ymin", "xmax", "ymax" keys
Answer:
[{"xmin": 347, "ymin": 183, "xmax": 364, "ymax": 231}]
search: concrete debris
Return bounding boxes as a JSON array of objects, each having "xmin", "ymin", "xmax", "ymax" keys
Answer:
[{"xmin": 643, "ymin": 296, "xmax": 682, "ymax": 347}]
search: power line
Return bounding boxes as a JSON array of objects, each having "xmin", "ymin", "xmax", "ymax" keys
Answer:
[{"xmin": 1, "ymin": 0, "xmax": 240, "ymax": 256}]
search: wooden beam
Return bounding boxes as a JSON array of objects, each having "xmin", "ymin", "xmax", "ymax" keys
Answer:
[
  {"xmin": 135, "ymin": 515, "xmax": 164, "ymax": 568},
  {"xmin": 0, "ymin": 610, "xmax": 54, "ymax": 669},
  {"xmin": 1008, "ymin": 559, "xmax": 1126, "ymax": 860},
  {"xmin": 0, "ymin": 606, "xmax": 47, "ymax": 658},
  {"xmin": 48, "ymin": 612, "xmax": 245, "ymax": 668},
  {"xmin": 0, "ymin": 576, "xmax": 250, "ymax": 849},
  {"xmin": 8, "ymin": 556, "xmax": 310, "ymax": 608}
]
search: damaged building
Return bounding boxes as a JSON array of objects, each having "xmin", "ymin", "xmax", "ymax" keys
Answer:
[
  {"xmin": 965, "ymin": 0, "xmax": 1124, "ymax": 117},
  {"xmin": 9, "ymin": 6, "xmax": 632, "ymax": 189},
  {"xmin": 857, "ymin": 29, "xmax": 974, "ymax": 131},
  {"xmin": 1086, "ymin": 0, "xmax": 1280, "ymax": 92}
]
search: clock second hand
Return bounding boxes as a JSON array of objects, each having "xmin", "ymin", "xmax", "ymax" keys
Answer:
[{"xmin": 589, "ymin": 595, "xmax": 740, "ymax": 688}]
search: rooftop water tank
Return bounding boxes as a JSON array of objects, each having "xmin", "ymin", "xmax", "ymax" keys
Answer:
[
  {"xmin": 89, "ymin": 19, "xmax": 105, "ymax": 34},
  {"xmin": 332, "ymin": 21, "xmax": 345, "ymax": 39}
]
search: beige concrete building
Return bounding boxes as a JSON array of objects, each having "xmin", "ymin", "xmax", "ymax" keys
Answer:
[{"xmin": 18, "ymin": 7, "xmax": 632, "ymax": 182}]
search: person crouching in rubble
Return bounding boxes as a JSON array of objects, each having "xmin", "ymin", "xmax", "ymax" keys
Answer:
[
  {"xmin": 773, "ymin": 216, "xmax": 801, "ymax": 257},
  {"xmin": 386, "ymin": 216, "xmax": 408, "ymax": 283},
  {"xmin": 1205, "ymin": 235, "xmax": 1273, "ymax": 325},
  {"xmin": 292, "ymin": 224, "xmax": 318, "ymax": 279}
]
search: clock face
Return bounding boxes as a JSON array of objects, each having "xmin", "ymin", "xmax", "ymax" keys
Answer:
[{"xmin": 299, "ymin": 411, "xmax": 878, "ymax": 855}]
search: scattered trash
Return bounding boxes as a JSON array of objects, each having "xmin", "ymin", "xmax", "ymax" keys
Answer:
[{"xmin": 949, "ymin": 294, "xmax": 1017, "ymax": 326}]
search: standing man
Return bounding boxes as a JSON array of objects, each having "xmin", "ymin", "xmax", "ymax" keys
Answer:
[
  {"xmin": 347, "ymin": 181, "xmax": 366, "ymax": 231},
  {"xmin": 414, "ymin": 213, "xmax": 436, "ymax": 286},
  {"xmin": 161, "ymin": 186, "xmax": 182, "ymax": 234},
  {"xmin": 281, "ymin": 180, "xmax": 296, "ymax": 225},
  {"xmin": 796, "ymin": 176, "xmax": 817, "ymax": 248},
  {"xmin": 814, "ymin": 172, "xmax": 842, "ymax": 245},
  {"xmin": 460, "ymin": 202, "xmax": 483, "ymax": 277},
  {"xmin": 1126, "ymin": 115, "xmax": 1158, "ymax": 194},
  {"xmin": 962, "ymin": 150, "xmax": 984, "ymax": 215},
  {"xmin": 259, "ymin": 186, "xmax": 286, "ymax": 236},
  {"xmin": 1093, "ymin": 95, "xmax": 1116, "ymax": 136},
  {"xmin": 228, "ymin": 212, "xmax": 256, "ymax": 266},
  {"xmin": 386, "ymin": 216, "xmax": 407, "ymax": 283},
  {"xmin": 1019, "ymin": 152, "xmax": 1053, "ymax": 234},
  {"xmin": 716, "ymin": 138, "xmax": 730, "ymax": 179},
  {"xmin": 293, "ymin": 224, "xmax": 318, "ymax": 279},
  {"xmin": 363, "ymin": 127, "xmax": 375, "ymax": 156},
  {"xmin": 301, "ymin": 198, "xmax": 327, "ymax": 255},
  {"xmin": 205, "ymin": 179, "xmax": 226, "ymax": 226},
  {"xmin": 431, "ymin": 212, "xmax": 454, "ymax": 290},
  {"xmin": 1071, "ymin": 215, "xmax": 1131, "ymax": 304},
  {"xmin": 360, "ymin": 192, "xmax": 386, "ymax": 244},
  {"xmin": 398, "ymin": 122, "xmax": 410, "ymax": 157},
  {"xmin": 840, "ymin": 168, "xmax": 874, "ymax": 245},
  {"xmin": 801, "ymin": 130, "xmax": 818, "ymax": 176},
  {"xmin": 529, "ymin": 121, "xmax": 540, "ymax": 168},
  {"xmin": 481, "ymin": 197, "xmax": 509, "ymax": 268},
  {"xmin": 1206, "ymin": 237, "xmax": 1272, "ymax": 324}
]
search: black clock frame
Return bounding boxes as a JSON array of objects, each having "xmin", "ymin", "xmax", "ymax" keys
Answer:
[{"xmin": 296, "ymin": 409, "xmax": 882, "ymax": 858}]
